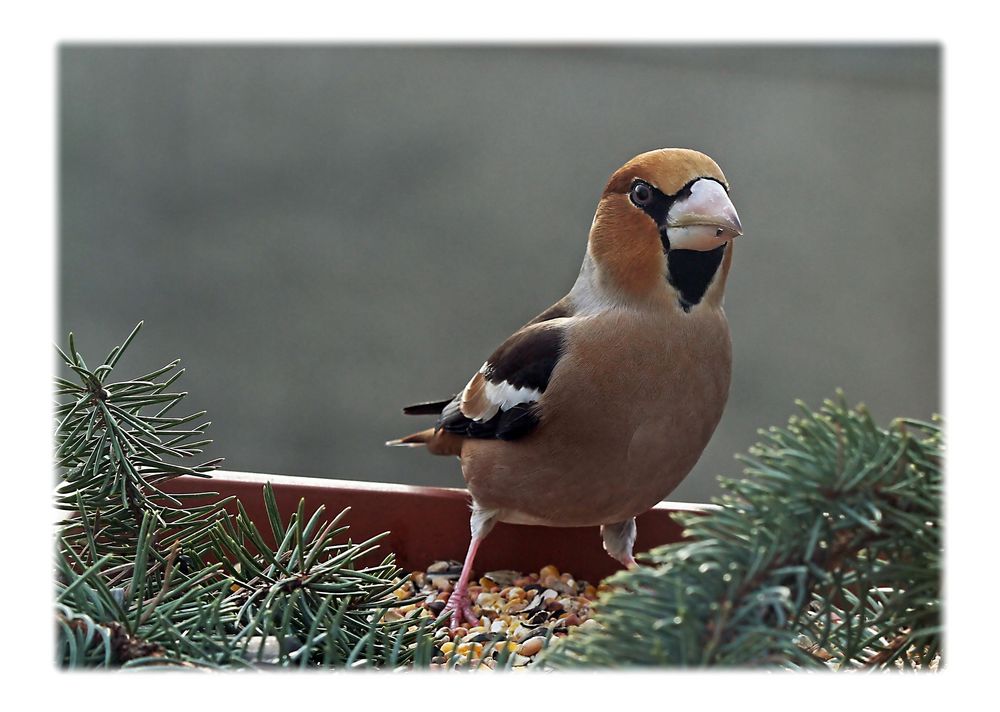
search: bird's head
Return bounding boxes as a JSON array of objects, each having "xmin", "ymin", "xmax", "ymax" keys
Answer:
[{"xmin": 586, "ymin": 148, "xmax": 743, "ymax": 310}]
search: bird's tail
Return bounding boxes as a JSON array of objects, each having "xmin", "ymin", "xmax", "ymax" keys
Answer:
[
  {"xmin": 385, "ymin": 428, "xmax": 436, "ymax": 448},
  {"xmin": 387, "ymin": 395, "xmax": 462, "ymax": 455},
  {"xmin": 401, "ymin": 397, "xmax": 454, "ymax": 416},
  {"xmin": 386, "ymin": 427, "xmax": 463, "ymax": 456}
]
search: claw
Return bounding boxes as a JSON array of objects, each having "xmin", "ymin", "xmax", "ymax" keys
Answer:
[{"xmin": 443, "ymin": 589, "xmax": 480, "ymax": 628}]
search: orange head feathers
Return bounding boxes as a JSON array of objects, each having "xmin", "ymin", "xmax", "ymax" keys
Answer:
[{"xmin": 584, "ymin": 148, "xmax": 742, "ymax": 309}]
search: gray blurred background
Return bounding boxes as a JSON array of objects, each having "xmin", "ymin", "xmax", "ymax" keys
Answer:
[{"xmin": 58, "ymin": 45, "xmax": 939, "ymax": 503}]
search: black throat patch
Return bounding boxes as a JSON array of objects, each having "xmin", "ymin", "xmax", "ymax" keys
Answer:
[
  {"xmin": 666, "ymin": 244, "xmax": 726, "ymax": 312},
  {"xmin": 628, "ymin": 177, "xmax": 729, "ymax": 312}
]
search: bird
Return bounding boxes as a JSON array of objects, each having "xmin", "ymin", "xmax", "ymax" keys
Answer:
[{"xmin": 388, "ymin": 148, "xmax": 743, "ymax": 627}]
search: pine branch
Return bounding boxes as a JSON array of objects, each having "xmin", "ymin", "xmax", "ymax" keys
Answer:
[
  {"xmin": 540, "ymin": 393, "xmax": 942, "ymax": 670},
  {"xmin": 55, "ymin": 323, "xmax": 443, "ymax": 669}
]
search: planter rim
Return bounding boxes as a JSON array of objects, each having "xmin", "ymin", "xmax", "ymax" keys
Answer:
[
  {"xmin": 199, "ymin": 469, "xmax": 715, "ymax": 512},
  {"xmin": 163, "ymin": 469, "xmax": 715, "ymax": 580}
]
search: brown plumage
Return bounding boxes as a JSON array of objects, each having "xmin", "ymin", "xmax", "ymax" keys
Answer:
[{"xmin": 389, "ymin": 148, "xmax": 744, "ymax": 626}]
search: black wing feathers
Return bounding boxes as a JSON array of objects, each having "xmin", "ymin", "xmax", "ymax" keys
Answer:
[
  {"xmin": 413, "ymin": 323, "xmax": 566, "ymax": 442},
  {"xmin": 439, "ymin": 400, "xmax": 540, "ymax": 441},
  {"xmin": 483, "ymin": 325, "xmax": 563, "ymax": 393},
  {"xmin": 401, "ymin": 397, "xmax": 456, "ymax": 416}
]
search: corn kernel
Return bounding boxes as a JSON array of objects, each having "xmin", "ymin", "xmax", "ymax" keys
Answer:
[{"xmin": 457, "ymin": 642, "xmax": 484, "ymax": 657}]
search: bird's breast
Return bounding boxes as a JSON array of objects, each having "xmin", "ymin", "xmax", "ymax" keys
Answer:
[{"xmin": 462, "ymin": 306, "xmax": 732, "ymax": 527}]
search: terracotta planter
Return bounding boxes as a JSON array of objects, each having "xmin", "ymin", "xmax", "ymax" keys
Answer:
[{"xmin": 162, "ymin": 470, "xmax": 709, "ymax": 583}]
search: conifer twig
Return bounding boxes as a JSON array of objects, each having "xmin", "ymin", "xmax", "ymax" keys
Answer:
[
  {"xmin": 55, "ymin": 324, "xmax": 442, "ymax": 669},
  {"xmin": 540, "ymin": 394, "xmax": 942, "ymax": 670}
]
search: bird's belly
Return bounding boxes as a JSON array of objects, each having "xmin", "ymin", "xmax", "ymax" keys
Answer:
[
  {"xmin": 467, "ymin": 410, "xmax": 717, "ymax": 527},
  {"xmin": 463, "ymin": 309, "xmax": 731, "ymax": 527}
]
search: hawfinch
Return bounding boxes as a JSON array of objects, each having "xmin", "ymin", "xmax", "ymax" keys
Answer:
[{"xmin": 389, "ymin": 148, "xmax": 743, "ymax": 627}]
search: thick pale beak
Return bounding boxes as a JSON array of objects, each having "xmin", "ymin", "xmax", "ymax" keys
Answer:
[{"xmin": 664, "ymin": 179, "xmax": 743, "ymax": 252}]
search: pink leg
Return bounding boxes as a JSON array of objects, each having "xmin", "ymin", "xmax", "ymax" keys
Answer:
[{"xmin": 442, "ymin": 537, "xmax": 483, "ymax": 628}]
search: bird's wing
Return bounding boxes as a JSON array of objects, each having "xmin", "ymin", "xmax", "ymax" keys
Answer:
[{"xmin": 436, "ymin": 318, "xmax": 568, "ymax": 441}]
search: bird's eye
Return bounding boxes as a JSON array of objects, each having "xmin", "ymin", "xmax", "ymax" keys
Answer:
[{"xmin": 630, "ymin": 182, "xmax": 652, "ymax": 207}]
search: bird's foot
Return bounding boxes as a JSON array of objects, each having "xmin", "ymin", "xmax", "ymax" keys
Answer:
[
  {"xmin": 443, "ymin": 589, "xmax": 480, "ymax": 628},
  {"xmin": 624, "ymin": 554, "xmax": 639, "ymax": 570}
]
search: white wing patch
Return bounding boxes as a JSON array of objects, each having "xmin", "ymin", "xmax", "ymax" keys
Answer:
[
  {"xmin": 483, "ymin": 378, "xmax": 542, "ymax": 414},
  {"xmin": 459, "ymin": 362, "xmax": 542, "ymax": 423}
]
